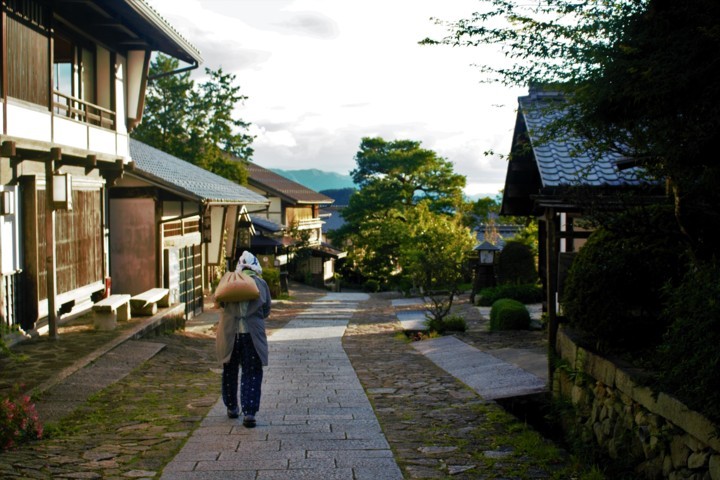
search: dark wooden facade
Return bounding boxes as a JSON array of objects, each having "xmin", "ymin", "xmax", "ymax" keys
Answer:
[{"xmin": 0, "ymin": 0, "xmax": 201, "ymax": 334}]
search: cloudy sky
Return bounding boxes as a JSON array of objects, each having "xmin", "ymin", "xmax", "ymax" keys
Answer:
[{"xmin": 148, "ymin": 0, "xmax": 526, "ymax": 197}]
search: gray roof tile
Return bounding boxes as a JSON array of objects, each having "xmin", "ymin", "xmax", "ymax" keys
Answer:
[
  {"xmin": 129, "ymin": 139, "xmax": 268, "ymax": 205},
  {"xmin": 250, "ymin": 215, "xmax": 283, "ymax": 233},
  {"xmin": 519, "ymin": 92, "xmax": 646, "ymax": 188}
]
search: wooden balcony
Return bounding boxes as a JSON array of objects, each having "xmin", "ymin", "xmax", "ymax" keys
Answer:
[
  {"xmin": 295, "ymin": 217, "xmax": 323, "ymax": 229},
  {"xmin": 53, "ymin": 91, "xmax": 115, "ymax": 130}
]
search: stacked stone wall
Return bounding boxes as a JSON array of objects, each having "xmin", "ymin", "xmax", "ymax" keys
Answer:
[{"xmin": 554, "ymin": 326, "xmax": 720, "ymax": 480}]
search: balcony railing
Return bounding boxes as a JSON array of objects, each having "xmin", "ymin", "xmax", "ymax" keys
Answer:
[
  {"xmin": 53, "ymin": 91, "xmax": 115, "ymax": 130},
  {"xmin": 295, "ymin": 217, "xmax": 323, "ymax": 228}
]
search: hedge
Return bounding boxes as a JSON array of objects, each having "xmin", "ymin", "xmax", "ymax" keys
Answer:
[
  {"xmin": 489, "ymin": 299, "xmax": 530, "ymax": 331},
  {"xmin": 478, "ymin": 283, "xmax": 543, "ymax": 306}
]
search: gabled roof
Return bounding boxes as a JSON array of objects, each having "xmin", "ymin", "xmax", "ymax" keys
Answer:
[
  {"xmin": 128, "ymin": 139, "xmax": 269, "ymax": 206},
  {"xmin": 245, "ymin": 162, "xmax": 335, "ymax": 205},
  {"xmin": 501, "ymin": 88, "xmax": 651, "ymax": 216},
  {"xmin": 53, "ymin": 0, "xmax": 202, "ymax": 64}
]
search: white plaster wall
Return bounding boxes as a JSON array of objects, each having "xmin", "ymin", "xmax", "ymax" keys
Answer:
[
  {"xmin": 53, "ymin": 117, "xmax": 88, "ymax": 150},
  {"xmin": 88, "ymin": 125, "xmax": 117, "ymax": 155},
  {"xmin": 116, "ymin": 133, "xmax": 129, "ymax": 159},
  {"xmin": 6, "ymin": 102, "xmax": 51, "ymax": 142},
  {"xmin": 115, "ymin": 55, "xmax": 128, "ymax": 135},
  {"xmin": 0, "ymin": 186, "xmax": 19, "ymax": 274}
]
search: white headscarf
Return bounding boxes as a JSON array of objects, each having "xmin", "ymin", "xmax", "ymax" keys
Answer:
[{"xmin": 235, "ymin": 250, "xmax": 263, "ymax": 275}]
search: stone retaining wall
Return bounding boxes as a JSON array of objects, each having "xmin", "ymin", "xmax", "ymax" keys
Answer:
[{"xmin": 554, "ymin": 326, "xmax": 720, "ymax": 480}]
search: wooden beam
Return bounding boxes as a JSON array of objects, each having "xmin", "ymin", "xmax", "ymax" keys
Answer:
[
  {"xmin": 19, "ymin": 176, "xmax": 40, "ymax": 329},
  {"xmin": 1, "ymin": 140, "xmax": 16, "ymax": 157},
  {"xmin": 545, "ymin": 208, "xmax": 559, "ymax": 384},
  {"xmin": 45, "ymin": 159, "xmax": 58, "ymax": 340},
  {"xmin": 2, "ymin": 141, "xmax": 21, "ymax": 186},
  {"xmin": 100, "ymin": 159, "xmax": 126, "ymax": 186},
  {"xmin": 85, "ymin": 154, "xmax": 97, "ymax": 174},
  {"xmin": 50, "ymin": 147, "xmax": 62, "ymax": 162}
]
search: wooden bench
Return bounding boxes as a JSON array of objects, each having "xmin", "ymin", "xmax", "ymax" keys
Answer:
[
  {"xmin": 92, "ymin": 294, "xmax": 131, "ymax": 330},
  {"xmin": 130, "ymin": 288, "xmax": 170, "ymax": 316}
]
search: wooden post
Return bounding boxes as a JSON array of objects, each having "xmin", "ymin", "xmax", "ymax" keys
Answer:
[
  {"xmin": 45, "ymin": 153, "xmax": 59, "ymax": 340},
  {"xmin": 545, "ymin": 208, "xmax": 558, "ymax": 383}
]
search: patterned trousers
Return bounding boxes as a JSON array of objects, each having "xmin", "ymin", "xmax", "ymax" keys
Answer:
[{"xmin": 222, "ymin": 333, "xmax": 264, "ymax": 415}]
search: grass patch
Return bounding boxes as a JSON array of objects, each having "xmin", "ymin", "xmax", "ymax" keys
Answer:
[{"xmin": 15, "ymin": 333, "xmax": 218, "ymax": 478}]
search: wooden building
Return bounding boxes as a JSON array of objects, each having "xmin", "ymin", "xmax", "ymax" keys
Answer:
[
  {"xmin": 500, "ymin": 86, "xmax": 658, "ymax": 351},
  {"xmin": 0, "ymin": 0, "xmax": 201, "ymax": 336},
  {"xmin": 109, "ymin": 140, "xmax": 269, "ymax": 318},
  {"xmin": 244, "ymin": 162, "xmax": 346, "ymax": 285}
]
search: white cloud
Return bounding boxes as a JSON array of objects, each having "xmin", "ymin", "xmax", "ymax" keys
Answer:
[{"xmin": 147, "ymin": 0, "xmax": 526, "ymax": 196}]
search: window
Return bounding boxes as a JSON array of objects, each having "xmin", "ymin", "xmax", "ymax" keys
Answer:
[
  {"xmin": 53, "ymin": 34, "xmax": 74, "ymax": 98},
  {"xmin": 52, "ymin": 30, "xmax": 114, "ymax": 129}
]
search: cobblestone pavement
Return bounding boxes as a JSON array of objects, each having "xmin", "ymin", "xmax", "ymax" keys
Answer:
[
  {"xmin": 345, "ymin": 294, "xmax": 572, "ymax": 479},
  {"xmin": 0, "ymin": 285, "xmax": 577, "ymax": 479}
]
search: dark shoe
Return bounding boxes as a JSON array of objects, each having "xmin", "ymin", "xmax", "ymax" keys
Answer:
[
  {"xmin": 243, "ymin": 414, "xmax": 256, "ymax": 428},
  {"xmin": 227, "ymin": 407, "xmax": 239, "ymax": 419}
]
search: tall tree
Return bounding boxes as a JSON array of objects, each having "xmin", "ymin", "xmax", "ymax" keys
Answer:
[
  {"xmin": 337, "ymin": 137, "xmax": 471, "ymax": 286},
  {"xmin": 132, "ymin": 54, "xmax": 254, "ymax": 184},
  {"xmin": 424, "ymin": 0, "xmax": 720, "ymax": 260},
  {"xmin": 400, "ymin": 202, "xmax": 475, "ymax": 321},
  {"xmin": 132, "ymin": 54, "xmax": 192, "ymax": 154},
  {"xmin": 343, "ymin": 137, "xmax": 465, "ymax": 225}
]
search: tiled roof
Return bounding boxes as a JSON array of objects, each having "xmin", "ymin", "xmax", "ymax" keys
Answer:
[
  {"xmin": 245, "ymin": 162, "xmax": 335, "ymax": 205},
  {"xmin": 311, "ymin": 242, "xmax": 347, "ymax": 259},
  {"xmin": 130, "ymin": 0, "xmax": 202, "ymax": 63},
  {"xmin": 251, "ymin": 215, "xmax": 284, "ymax": 233},
  {"xmin": 520, "ymin": 90, "xmax": 646, "ymax": 188},
  {"xmin": 129, "ymin": 139, "xmax": 269, "ymax": 205}
]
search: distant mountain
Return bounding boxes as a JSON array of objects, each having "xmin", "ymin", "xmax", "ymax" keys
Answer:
[{"xmin": 270, "ymin": 168, "xmax": 354, "ymax": 192}]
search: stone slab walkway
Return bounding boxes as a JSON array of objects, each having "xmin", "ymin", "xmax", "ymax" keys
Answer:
[
  {"xmin": 412, "ymin": 335, "xmax": 547, "ymax": 400},
  {"xmin": 395, "ymin": 310, "xmax": 428, "ymax": 331},
  {"xmin": 161, "ymin": 292, "xmax": 403, "ymax": 480}
]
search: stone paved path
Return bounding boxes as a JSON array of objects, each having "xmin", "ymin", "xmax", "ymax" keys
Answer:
[
  {"xmin": 0, "ymin": 286, "xmax": 578, "ymax": 479},
  {"xmin": 412, "ymin": 336, "xmax": 547, "ymax": 400},
  {"xmin": 161, "ymin": 292, "xmax": 403, "ymax": 480}
]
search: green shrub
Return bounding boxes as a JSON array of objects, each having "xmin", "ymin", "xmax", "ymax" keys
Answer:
[
  {"xmin": 261, "ymin": 267, "xmax": 281, "ymax": 298},
  {"xmin": 442, "ymin": 315, "xmax": 467, "ymax": 332},
  {"xmin": 478, "ymin": 283, "xmax": 543, "ymax": 306},
  {"xmin": 495, "ymin": 241, "xmax": 537, "ymax": 285},
  {"xmin": 428, "ymin": 314, "xmax": 467, "ymax": 334},
  {"xmin": 489, "ymin": 299, "xmax": 530, "ymax": 331},
  {"xmin": 363, "ymin": 279, "xmax": 380, "ymax": 293},
  {"xmin": 561, "ymin": 217, "xmax": 682, "ymax": 351},
  {"xmin": 656, "ymin": 261, "xmax": 720, "ymax": 424}
]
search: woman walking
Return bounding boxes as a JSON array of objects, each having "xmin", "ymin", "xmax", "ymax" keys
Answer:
[{"xmin": 216, "ymin": 251, "xmax": 271, "ymax": 428}]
